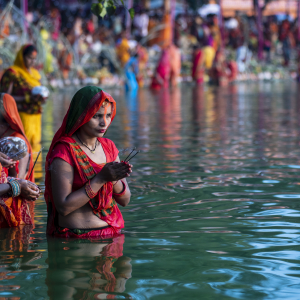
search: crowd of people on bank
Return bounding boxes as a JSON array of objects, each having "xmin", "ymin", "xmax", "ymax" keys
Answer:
[{"xmin": 1, "ymin": 2, "xmax": 300, "ymax": 89}]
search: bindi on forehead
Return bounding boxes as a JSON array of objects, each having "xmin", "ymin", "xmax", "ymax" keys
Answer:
[{"xmin": 98, "ymin": 102, "xmax": 112, "ymax": 114}]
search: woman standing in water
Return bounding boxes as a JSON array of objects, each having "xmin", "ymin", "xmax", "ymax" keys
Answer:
[
  {"xmin": 0, "ymin": 93, "xmax": 34, "ymax": 181},
  {"xmin": 45, "ymin": 86, "xmax": 132, "ymax": 238},
  {"xmin": 0, "ymin": 44, "xmax": 45, "ymax": 151},
  {"xmin": 0, "ymin": 152, "xmax": 39, "ymax": 228}
]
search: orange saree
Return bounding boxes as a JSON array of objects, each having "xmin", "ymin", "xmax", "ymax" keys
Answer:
[
  {"xmin": 0, "ymin": 93, "xmax": 34, "ymax": 182},
  {"xmin": 0, "ymin": 164, "xmax": 32, "ymax": 228}
]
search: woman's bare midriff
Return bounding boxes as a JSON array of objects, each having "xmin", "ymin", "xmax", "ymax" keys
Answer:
[{"xmin": 58, "ymin": 202, "xmax": 109, "ymax": 229}]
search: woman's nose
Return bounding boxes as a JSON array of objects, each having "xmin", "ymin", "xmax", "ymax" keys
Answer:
[{"xmin": 99, "ymin": 118, "xmax": 106, "ymax": 126}]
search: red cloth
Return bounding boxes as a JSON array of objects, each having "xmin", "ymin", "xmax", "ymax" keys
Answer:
[
  {"xmin": 192, "ymin": 49, "xmax": 205, "ymax": 84},
  {"xmin": 151, "ymin": 49, "xmax": 171, "ymax": 89},
  {"xmin": 49, "ymin": 138, "xmax": 118, "ymax": 192},
  {"xmin": 44, "ymin": 88, "xmax": 125, "ymax": 238}
]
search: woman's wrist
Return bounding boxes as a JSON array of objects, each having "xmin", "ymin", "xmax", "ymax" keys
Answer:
[
  {"xmin": 95, "ymin": 173, "xmax": 107, "ymax": 184},
  {"xmin": 113, "ymin": 180, "xmax": 126, "ymax": 197}
]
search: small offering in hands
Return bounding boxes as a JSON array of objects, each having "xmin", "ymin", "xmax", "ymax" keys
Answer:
[{"xmin": 31, "ymin": 86, "xmax": 50, "ymax": 98}]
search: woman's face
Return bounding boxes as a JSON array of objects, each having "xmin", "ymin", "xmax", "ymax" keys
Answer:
[
  {"xmin": 80, "ymin": 103, "xmax": 112, "ymax": 138},
  {"xmin": 24, "ymin": 51, "xmax": 37, "ymax": 69}
]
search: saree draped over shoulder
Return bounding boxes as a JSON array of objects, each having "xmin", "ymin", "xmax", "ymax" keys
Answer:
[
  {"xmin": 0, "ymin": 93, "xmax": 34, "ymax": 182},
  {"xmin": 0, "ymin": 164, "xmax": 33, "ymax": 228},
  {"xmin": 45, "ymin": 86, "xmax": 124, "ymax": 239}
]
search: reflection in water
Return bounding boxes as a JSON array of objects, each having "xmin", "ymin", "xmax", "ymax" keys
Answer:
[
  {"xmin": 0, "ymin": 226, "xmax": 42, "ymax": 297},
  {"xmin": 46, "ymin": 235, "xmax": 132, "ymax": 300},
  {"xmin": 1, "ymin": 82, "xmax": 300, "ymax": 299}
]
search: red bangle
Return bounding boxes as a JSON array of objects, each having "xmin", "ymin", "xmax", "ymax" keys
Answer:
[
  {"xmin": 113, "ymin": 180, "xmax": 126, "ymax": 197},
  {"xmin": 85, "ymin": 180, "xmax": 97, "ymax": 199}
]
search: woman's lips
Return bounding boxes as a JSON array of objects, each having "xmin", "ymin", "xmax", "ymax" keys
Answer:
[{"xmin": 99, "ymin": 129, "xmax": 106, "ymax": 133}]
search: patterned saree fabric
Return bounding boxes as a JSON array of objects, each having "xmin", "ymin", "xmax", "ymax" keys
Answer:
[
  {"xmin": 0, "ymin": 45, "xmax": 42, "ymax": 114},
  {"xmin": 0, "ymin": 164, "xmax": 32, "ymax": 228},
  {"xmin": 0, "ymin": 93, "xmax": 34, "ymax": 182},
  {"xmin": 45, "ymin": 86, "xmax": 124, "ymax": 239}
]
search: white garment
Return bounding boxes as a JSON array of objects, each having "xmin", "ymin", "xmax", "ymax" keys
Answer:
[{"xmin": 133, "ymin": 13, "xmax": 149, "ymax": 37}]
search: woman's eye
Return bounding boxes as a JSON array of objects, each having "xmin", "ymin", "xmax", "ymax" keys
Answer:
[{"xmin": 106, "ymin": 114, "xmax": 112, "ymax": 118}]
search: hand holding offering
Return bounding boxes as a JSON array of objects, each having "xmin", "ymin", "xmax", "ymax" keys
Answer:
[
  {"xmin": 0, "ymin": 152, "xmax": 16, "ymax": 169},
  {"xmin": 18, "ymin": 179, "xmax": 40, "ymax": 201},
  {"xmin": 97, "ymin": 161, "xmax": 132, "ymax": 183}
]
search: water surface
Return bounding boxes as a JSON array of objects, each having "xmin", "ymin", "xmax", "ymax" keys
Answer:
[{"xmin": 1, "ymin": 82, "xmax": 300, "ymax": 299}]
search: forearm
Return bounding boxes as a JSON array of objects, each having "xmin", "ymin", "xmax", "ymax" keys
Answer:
[
  {"xmin": 113, "ymin": 179, "xmax": 131, "ymax": 207},
  {"xmin": 0, "ymin": 183, "xmax": 11, "ymax": 197},
  {"xmin": 58, "ymin": 175, "xmax": 106, "ymax": 216},
  {"xmin": 18, "ymin": 154, "xmax": 29, "ymax": 179}
]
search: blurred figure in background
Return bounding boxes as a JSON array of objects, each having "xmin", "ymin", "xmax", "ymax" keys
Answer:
[
  {"xmin": 124, "ymin": 52, "xmax": 139, "ymax": 91},
  {"xmin": 151, "ymin": 48, "xmax": 171, "ymax": 90},
  {"xmin": 169, "ymin": 44, "xmax": 181, "ymax": 87},
  {"xmin": 133, "ymin": 8, "xmax": 149, "ymax": 42},
  {"xmin": 209, "ymin": 15, "xmax": 222, "ymax": 51},
  {"xmin": 191, "ymin": 16, "xmax": 207, "ymax": 47},
  {"xmin": 136, "ymin": 45, "xmax": 149, "ymax": 87},
  {"xmin": 279, "ymin": 20, "xmax": 294, "ymax": 66},
  {"xmin": 192, "ymin": 45, "xmax": 206, "ymax": 84},
  {"xmin": 0, "ymin": 45, "xmax": 46, "ymax": 152},
  {"xmin": 116, "ymin": 31, "xmax": 131, "ymax": 67}
]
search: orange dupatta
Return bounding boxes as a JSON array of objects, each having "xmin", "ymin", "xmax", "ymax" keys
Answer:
[{"xmin": 0, "ymin": 93, "xmax": 34, "ymax": 182}]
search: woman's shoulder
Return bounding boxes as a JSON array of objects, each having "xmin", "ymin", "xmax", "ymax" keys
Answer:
[
  {"xmin": 1, "ymin": 68, "xmax": 17, "ymax": 81},
  {"xmin": 50, "ymin": 142, "xmax": 74, "ymax": 166},
  {"xmin": 99, "ymin": 138, "xmax": 119, "ymax": 161}
]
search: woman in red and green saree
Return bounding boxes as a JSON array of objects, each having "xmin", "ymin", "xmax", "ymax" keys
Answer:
[{"xmin": 44, "ymin": 86, "xmax": 132, "ymax": 239}]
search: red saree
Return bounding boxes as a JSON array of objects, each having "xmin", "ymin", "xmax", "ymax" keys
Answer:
[
  {"xmin": 192, "ymin": 49, "xmax": 205, "ymax": 84},
  {"xmin": 151, "ymin": 49, "xmax": 171, "ymax": 90},
  {"xmin": 45, "ymin": 86, "xmax": 124, "ymax": 239}
]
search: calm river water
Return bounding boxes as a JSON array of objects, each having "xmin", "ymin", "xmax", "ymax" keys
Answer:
[{"xmin": 1, "ymin": 82, "xmax": 300, "ymax": 299}]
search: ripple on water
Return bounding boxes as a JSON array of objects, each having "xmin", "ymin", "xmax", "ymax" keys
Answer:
[{"xmin": 3, "ymin": 83, "xmax": 300, "ymax": 299}]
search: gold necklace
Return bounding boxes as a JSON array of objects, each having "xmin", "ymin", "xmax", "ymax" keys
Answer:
[{"xmin": 76, "ymin": 133, "xmax": 97, "ymax": 154}]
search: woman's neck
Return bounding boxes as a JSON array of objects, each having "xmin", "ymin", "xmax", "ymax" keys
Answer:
[{"xmin": 75, "ymin": 130, "xmax": 98, "ymax": 149}]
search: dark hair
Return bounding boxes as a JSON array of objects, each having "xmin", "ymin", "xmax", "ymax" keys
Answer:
[{"xmin": 23, "ymin": 45, "xmax": 37, "ymax": 57}]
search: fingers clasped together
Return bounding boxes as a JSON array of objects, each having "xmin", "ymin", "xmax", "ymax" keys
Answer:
[{"xmin": 98, "ymin": 161, "xmax": 133, "ymax": 183}]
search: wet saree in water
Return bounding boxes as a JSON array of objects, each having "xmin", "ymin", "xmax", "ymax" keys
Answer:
[
  {"xmin": 0, "ymin": 164, "xmax": 32, "ymax": 228},
  {"xmin": 45, "ymin": 86, "xmax": 124, "ymax": 239}
]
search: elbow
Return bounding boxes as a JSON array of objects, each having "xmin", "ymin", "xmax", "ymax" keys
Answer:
[
  {"xmin": 57, "ymin": 206, "xmax": 71, "ymax": 217},
  {"xmin": 120, "ymin": 194, "xmax": 131, "ymax": 207}
]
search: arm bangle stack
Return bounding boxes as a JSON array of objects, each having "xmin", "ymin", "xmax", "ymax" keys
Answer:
[
  {"xmin": 85, "ymin": 180, "xmax": 97, "ymax": 199},
  {"xmin": 113, "ymin": 180, "xmax": 126, "ymax": 197},
  {"xmin": 7, "ymin": 179, "xmax": 21, "ymax": 197}
]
